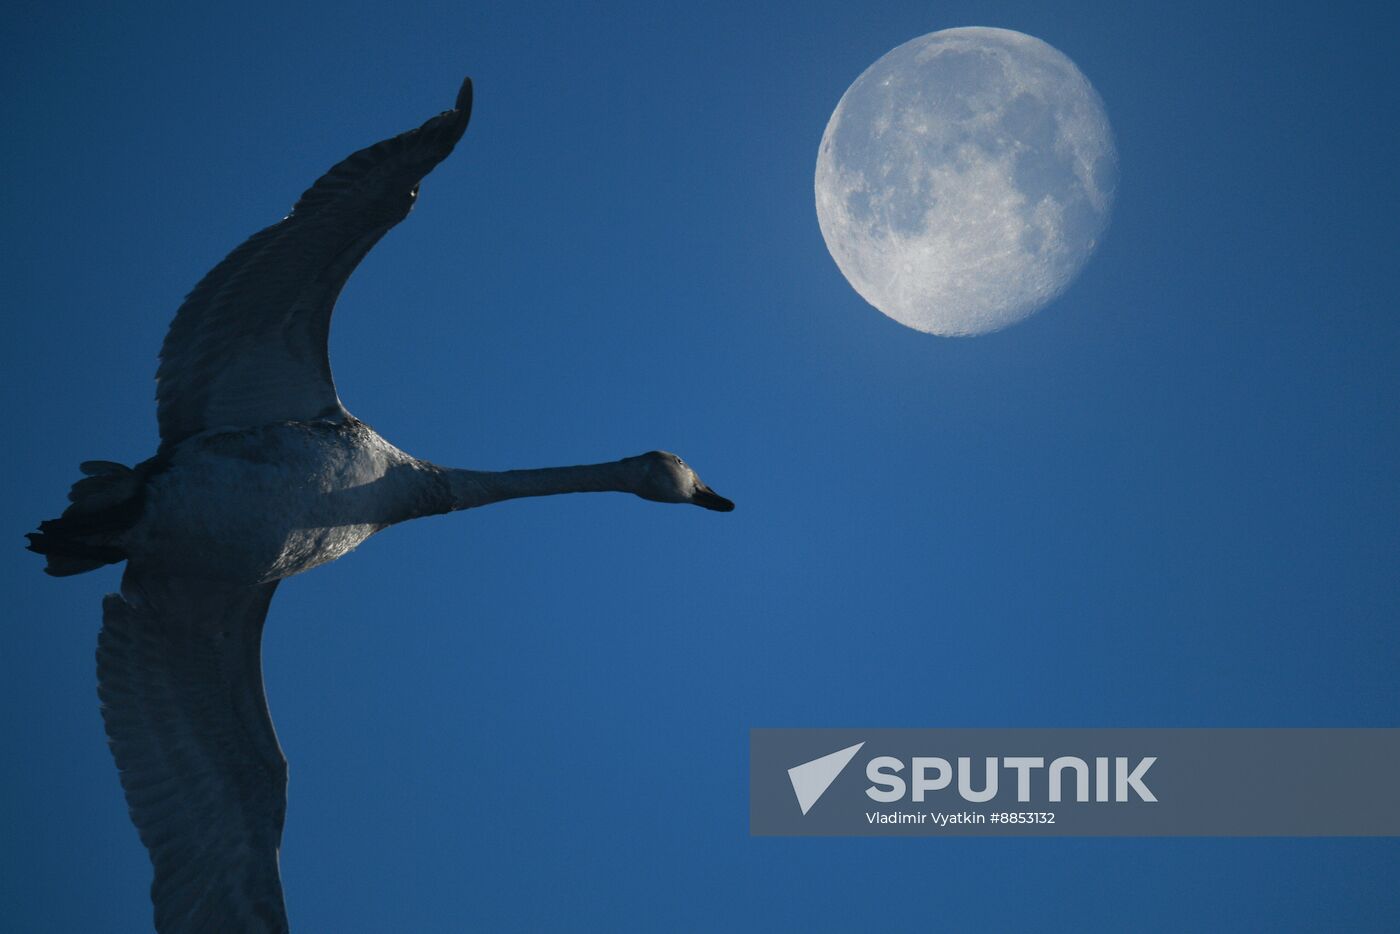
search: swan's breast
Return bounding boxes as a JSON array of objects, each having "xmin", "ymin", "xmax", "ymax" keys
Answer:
[{"xmin": 127, "ymin": 419, "xmax": 428, "ymax": 583}]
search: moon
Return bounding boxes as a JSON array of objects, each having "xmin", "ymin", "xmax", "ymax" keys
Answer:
[{"xmin": 815, "ymin": 27, "xmax": 1117, "ymax": 336}]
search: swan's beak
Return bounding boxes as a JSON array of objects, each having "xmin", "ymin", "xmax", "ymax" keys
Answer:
[{"xmin": 692, "ymin": 484, "xmax": 735, "ymax": 512}]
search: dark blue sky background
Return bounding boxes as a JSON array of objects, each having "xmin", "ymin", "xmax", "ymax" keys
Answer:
[{"xmin": 4, "ymin": 1, "xmax": 1398, "ymax": 930}]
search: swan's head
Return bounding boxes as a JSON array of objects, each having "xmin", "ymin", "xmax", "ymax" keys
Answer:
[{"xmin": 633, "ymin": 451, "xmax": 734, "ymax": 512}]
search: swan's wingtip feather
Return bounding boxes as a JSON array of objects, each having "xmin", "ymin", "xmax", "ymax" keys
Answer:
[{"xmin": 455, "ymin": 77, "xmax": 472, "ymax": 115}]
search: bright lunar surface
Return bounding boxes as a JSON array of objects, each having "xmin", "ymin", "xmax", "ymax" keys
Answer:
[{"xmin": 815, "ymin": 27, "xmax": 1117, "ymax": 336}]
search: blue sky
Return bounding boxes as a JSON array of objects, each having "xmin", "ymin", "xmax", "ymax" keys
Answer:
[{"xmin": 3, "ymin": 1, "xmax": 1398, "ymax": 931}]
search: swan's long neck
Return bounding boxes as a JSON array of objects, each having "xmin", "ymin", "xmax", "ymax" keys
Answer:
[{"xmin": 434, "ymin": 459, "xmax": 640, "ymax": 512}]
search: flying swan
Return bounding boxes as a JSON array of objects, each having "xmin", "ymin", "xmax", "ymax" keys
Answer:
[{"xmin": 28, "ymin": 77, "xmax": 732, "ymax": 934}]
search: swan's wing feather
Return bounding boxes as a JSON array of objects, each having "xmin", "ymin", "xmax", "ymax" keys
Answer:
[
  {"xmin": 98, "ymin": 569, "xmax": 289, "ymax": 934},
  {"xmin": 155, "ymin": 78, "xmax": 473, "ymax": 447}
]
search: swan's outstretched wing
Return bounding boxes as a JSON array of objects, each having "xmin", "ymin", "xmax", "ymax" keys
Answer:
[
  {"xmin": 98, "ymin": 570, "xmax": 288, "ymax": 934},
  {"xmin": 155, "ymin": 78, "xmax": 473, "ymax": 448}
]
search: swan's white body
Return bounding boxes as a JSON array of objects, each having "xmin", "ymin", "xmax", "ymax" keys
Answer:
[
  {"xmin": 126, "ymin": 420, "xmax": 425, "ymax": 584},
  {"xmin": 29, "ymin": 79, "xmax": 730, "ymax": 934}
]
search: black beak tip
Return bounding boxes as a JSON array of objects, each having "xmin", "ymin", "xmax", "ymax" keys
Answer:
[{"xmin": 694, "ymin": 488, "xmax": 735, "ymax": 512}]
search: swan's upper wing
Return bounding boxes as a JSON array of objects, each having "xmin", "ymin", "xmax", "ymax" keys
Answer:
[
  {"xmin": 98, "ymin": 569, "xmax": 288, "ymax": 933},
  {"xmin": 155, "ymin": 78, "xmax": 473, "ymax": 448}
]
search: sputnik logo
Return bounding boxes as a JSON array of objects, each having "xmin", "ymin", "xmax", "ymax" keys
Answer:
[{"xmin": 787, "ymin": 742, "xmax": 865, "ymax": 815}]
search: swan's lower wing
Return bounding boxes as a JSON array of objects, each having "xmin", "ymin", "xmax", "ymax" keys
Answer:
[{"xmin": 98, "ymin": 569, "xmax": 288, "ymax": 934}]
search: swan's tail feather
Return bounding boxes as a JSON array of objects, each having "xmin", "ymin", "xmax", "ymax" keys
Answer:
[{"xmin": 27, "ymin": 460, "xmax": 148, "ymax": 576}]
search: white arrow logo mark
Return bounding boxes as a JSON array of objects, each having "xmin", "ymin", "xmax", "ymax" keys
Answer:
[{"xmin": 787, "ymin": 742, "xmax": 866, "ymax": 815}]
